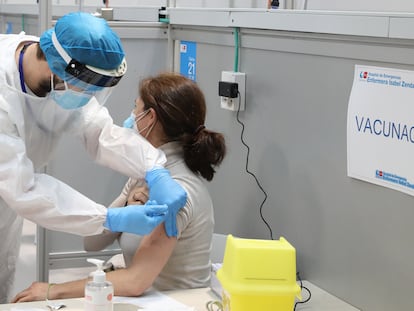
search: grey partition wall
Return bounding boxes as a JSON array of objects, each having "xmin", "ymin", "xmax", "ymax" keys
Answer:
[
  {"xmin": 38, "ymin": 22, "xmax": 169, "ymax": 281},
  {"xmin": 169, "ymin": 21, "xmax": 414, "ymax": 310}
]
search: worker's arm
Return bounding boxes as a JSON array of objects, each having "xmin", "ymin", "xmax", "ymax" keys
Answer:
[
  {"xmin": 84, "ymin": 178, "xmax": 139, "ymax": 251},
  {"xmin": 0, "ymin": 107, "xmax": 165, "ymax": 237},
  {"xmin": 73, "ymin": 98, "xmax": 166, "ymax": 178},
  {"xmin": 0, "ymin": 108, "xmax": 106, "ymax": 235}
]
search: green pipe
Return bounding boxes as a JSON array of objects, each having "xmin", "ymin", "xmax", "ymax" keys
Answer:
[
  {"xmin": 233, "ymin": 27, "xmax": 239, "ymax": 72},
  {"xmin": 159, "ymin": 18, "xmax": 170, "ymax": 23}
]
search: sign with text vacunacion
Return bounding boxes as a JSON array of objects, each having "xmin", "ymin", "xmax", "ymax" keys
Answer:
[
  {"xmin": 347, "ymin": 65, "xmax": 414, "ymax": 196},
  {"xmin": 179, "ymin": 41, "xmax": 196, "ymax": 81}
]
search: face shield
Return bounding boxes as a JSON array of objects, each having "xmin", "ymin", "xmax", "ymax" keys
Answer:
[
  {"xmin": 48, "ymin": 74, "xmax": 112, "ymax": 110},
  {"xmin": 47, "ymin": 31, "xmax": 126, "ymax": 110},
  {"xmin": 39, "ymin": 12, "xmax": 127, "ymax": 110}
]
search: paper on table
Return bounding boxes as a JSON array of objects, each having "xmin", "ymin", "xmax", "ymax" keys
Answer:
[{"xmin": 113, "ymin": 289, "xmax": 195, "ymax": 311}]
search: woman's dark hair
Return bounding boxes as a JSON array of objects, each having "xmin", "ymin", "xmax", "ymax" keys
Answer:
[{"xmin": 139, "ymin": 72, "xmax": 226, "ymax": 181}]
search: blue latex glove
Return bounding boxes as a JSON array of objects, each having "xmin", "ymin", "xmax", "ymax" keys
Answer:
[
  {"xmin": 104, "ymin": 202, "xmax": 167, "ymax": 235},
  {"xmin": 145, "ymin": 167, "xmax": 187, "ymax": 237}
]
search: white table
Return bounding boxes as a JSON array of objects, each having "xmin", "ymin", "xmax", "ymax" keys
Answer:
[
  {"xmin": 166, "ymin": 283, "xmax": 361, "ymax": 311},
  {"xmin": 0, "ymin": 282, "xmax": 360, "ymax": 311}
]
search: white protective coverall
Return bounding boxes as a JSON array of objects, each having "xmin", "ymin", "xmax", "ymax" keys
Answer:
[{"xmin": 0, "ymin": 33, "xmax": 165, "ymax": 302}]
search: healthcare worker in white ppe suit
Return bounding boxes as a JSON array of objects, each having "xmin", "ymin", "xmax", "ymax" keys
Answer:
[{"xmin": 0, "ymin": 12, "xmax": 187, "ymax": 302}]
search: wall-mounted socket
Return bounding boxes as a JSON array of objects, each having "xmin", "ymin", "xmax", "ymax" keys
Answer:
[{"xmin": 220, "ymin": 71, "xmax": 246, "ymax": 111}]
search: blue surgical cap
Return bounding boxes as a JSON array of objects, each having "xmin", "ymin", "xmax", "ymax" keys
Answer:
[{"xmin": 40, "ymin": 12, "xmax": 125, "ymax": 83}]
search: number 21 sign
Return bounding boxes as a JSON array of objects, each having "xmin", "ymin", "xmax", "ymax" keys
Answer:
[{"xmin": 180, "ymin": 41, "xmax": 197, "ymax": 81}]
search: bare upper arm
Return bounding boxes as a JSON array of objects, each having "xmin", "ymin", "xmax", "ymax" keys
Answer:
[{"xmin": 126, "ymin": 224, "xmax": 177, "ymax": 292}]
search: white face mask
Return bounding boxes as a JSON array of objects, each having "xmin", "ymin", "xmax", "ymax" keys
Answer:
[
  {"xmin": 123, "ymin": 109, "xmax": 155, "ymax": 138},
  {"xmin": 133, "ymin": 109, "xmax": 156, "ymax": 138}
]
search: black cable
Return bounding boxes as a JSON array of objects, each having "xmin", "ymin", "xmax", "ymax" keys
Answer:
[
  {"xmin": 235, "ymin": 92, "xmax": 308, "ymax": 309},
  {"xmin": 294, "ymin": 272, "xmax": 312, "ymax": 310},
  {"xmin": 236, "ymin": 93, "xmax": 274, "ymax": 240}
]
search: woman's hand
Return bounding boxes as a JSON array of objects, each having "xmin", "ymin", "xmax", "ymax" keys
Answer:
[
  {"xmin": 127, "ymin": 185, "xmax": 149, "ymax": 205},
  {"xmin": 11, "ymin": 282, "xmax": 49, "ymax": 302}
]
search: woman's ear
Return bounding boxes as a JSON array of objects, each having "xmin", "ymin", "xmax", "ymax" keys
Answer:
[{"xmin": 148, "ymin": 107, "xmax": 157, "ymax": 123}]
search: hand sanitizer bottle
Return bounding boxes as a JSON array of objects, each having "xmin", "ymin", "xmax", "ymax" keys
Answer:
[{"xmin": 85, "ymin": 258, "xmax": 113, "ymax": 311}]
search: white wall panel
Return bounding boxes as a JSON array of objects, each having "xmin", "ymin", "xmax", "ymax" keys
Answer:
[{"xmin": 307, "ymin": 0, "xmax": 414, "ymax": 12}]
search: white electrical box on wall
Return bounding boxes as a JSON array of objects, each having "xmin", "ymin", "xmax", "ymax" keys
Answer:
[{"xmin": 220, "ymin": 71, "xmax": 246, "ymax": 111}]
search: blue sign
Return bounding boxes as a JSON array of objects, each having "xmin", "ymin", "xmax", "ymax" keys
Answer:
[
  {"xmin": 179, "ymin": 41, "xmax": 196, "ymax": 81},
  {"xmin": 6, "ymin": 22, "xmax": 12, "ymax": 34}
]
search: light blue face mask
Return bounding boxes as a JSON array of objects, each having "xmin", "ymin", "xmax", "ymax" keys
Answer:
[
  {"xmin": 49, "ymin": 89, "xmax": 92, "ymax": 110},
  {"xmin": 123, "ymin": 110, "xmax": 150, "ymax": 129},
  {"xmin": 123, "ymin": 109, "xmax": 155, "ymax": 138},
  {"xmin": 123, "ymin": 112, "xmax": 135, "ymax": 128}
]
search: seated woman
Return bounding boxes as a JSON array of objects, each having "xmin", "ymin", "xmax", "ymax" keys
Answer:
[{"xmin": 12, "ymin": 72, "xmax": 226, "ymax": 301}]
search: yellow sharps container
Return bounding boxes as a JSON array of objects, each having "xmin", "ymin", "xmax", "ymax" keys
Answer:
[{"xmin": 216, "ymin": 235, "xmax": 301, "ymax": 311}]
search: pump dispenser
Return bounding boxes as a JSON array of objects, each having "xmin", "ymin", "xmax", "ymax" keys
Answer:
[{"xmin": 85, "ymin": 258, "xmax": 113, "ymax": 311}]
